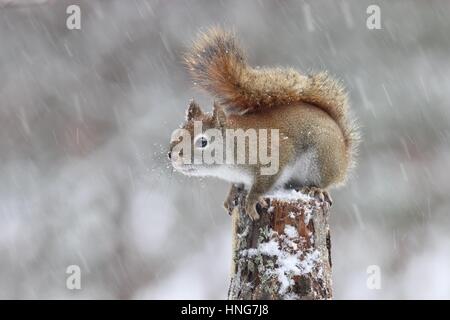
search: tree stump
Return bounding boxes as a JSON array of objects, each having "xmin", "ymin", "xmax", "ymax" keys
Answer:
[{"xmin": 227, "ymin": 189, "xmax": 333, "ymax": 300}]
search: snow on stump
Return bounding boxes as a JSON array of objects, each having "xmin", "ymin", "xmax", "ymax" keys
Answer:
[{"xmin": 228, "ymin": 189, "xmax": 333, "ymax": 300}]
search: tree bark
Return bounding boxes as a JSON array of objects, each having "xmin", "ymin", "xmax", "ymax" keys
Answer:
[{"xmin": 228, "ymin": 189, "xmax": 333, "ymax": 300}]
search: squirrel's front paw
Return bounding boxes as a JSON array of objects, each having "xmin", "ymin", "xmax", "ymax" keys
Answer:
[
  {"xmin": 223, "ymin": 199, "xmax": 235, "ymax": 215},
  {"xmin": 245, "ymin": 202, "xmax": 260, "ymax": 221},
  {"xmin": 224, "ymin": 194, "xmax": 239, "ymax": 215}
]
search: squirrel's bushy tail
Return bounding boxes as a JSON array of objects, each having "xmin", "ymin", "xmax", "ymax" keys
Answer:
[
  {"xmin": 184, "ymin": 27, "xmax": 360, "ymax": 167},
  {"xmin": 184, "ymin": 27, "xmax": 306, "ymax": 114}
]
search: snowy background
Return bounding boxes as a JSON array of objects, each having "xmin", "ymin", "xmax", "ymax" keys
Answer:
[{"xmin": 1, "ymin": 0, "xmax": 449, "ymax": 299}]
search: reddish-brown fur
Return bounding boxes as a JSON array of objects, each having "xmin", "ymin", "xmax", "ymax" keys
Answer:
[{"xmin": 174, "ymin": 27, "xmax": 360, "ymax": 220}]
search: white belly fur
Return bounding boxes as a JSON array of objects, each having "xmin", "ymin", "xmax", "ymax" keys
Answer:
[
  {"xmin": 208, "ymin": 166, "xmax": 254, "ymax": 187},
  {"xmin": 196, "ymin": 149, "xmax": 319, "ymax": 191},
  {"xmin": 275, "ymin": 148, "xmax": 320, "ymax": 189}
]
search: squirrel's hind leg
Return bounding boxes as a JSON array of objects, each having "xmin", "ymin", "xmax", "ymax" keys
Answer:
[{"xmin": 245, "ymin": 173, "xmax": 281, "ymax": 221}]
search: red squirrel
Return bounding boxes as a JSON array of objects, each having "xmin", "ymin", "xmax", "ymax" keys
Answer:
[{"xmin": 169, "ymin": 27, "xmax": 359, "ymax": 220}]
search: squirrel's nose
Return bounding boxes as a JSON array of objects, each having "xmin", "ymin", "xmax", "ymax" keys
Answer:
[{"xmin": 167, "ymin": 151, "xmax": 172, "ymax": 160}]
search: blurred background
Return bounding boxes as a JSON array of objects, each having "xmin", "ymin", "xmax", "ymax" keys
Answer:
[{"xmin": 1, "ymin": 0, "xmax": 449, "ymax": 299}]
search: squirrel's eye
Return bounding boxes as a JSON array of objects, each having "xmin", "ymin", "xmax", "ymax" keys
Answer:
[{"xmin": 195, "ymin": 136, "xmax": 208, "ymax": 149}]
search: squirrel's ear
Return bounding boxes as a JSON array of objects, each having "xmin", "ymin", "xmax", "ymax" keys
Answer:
[
  {"xmin": 213, "ymin": 101, "xmax": 227, "ymax": 127},
  {"xmin": 186, "ymin": 99, "xmax": 203, "ymax": 121}
]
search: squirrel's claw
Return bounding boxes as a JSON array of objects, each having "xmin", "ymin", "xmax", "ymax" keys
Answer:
[
  {"xmin": 223, "ymin": 200, "xmax": 234, "ymax": 216},
  {"xmin": 224, "ymin": 195, "xmax": 239, "ymax": 216},
  {"xmin": 301, "ymin": 187, "xmax": 333, "ymax": 206},
  {"xmin": 223, "ymin": 199, "xmax": 232, "ymax": 215},
  {"xmin": 257, "ymin": 198, "xmax": 269, "ymax": 210},
  {"xmin": 245, "ymin": 202, "xmax": 260, "ymax": 221}
]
